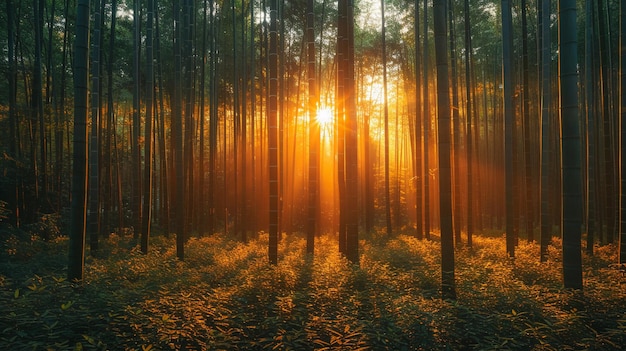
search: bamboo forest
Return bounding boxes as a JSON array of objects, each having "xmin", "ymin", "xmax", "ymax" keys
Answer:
[{"xmin": 2, "ymin": 0, "xmax": 626, "ymax": 349}]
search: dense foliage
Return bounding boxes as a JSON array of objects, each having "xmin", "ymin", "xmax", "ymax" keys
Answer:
[{"xmin": 1, "ymin": 227, "xmax": 625, "ymax": 350}]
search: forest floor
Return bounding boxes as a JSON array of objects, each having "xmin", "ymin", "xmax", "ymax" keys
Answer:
[{"xmin": 1, "ymin": 227, "xmax": 625, "ymax": 350}]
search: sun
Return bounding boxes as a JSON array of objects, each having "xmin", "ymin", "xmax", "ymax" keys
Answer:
[{"xmin": 316, "ymin": 107, "xmax": 334, "ymax": 128}]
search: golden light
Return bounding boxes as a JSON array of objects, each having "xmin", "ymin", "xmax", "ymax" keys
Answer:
[{"xmin": 316, "ymin": 107, "xmax": 334, "ymax": 128}]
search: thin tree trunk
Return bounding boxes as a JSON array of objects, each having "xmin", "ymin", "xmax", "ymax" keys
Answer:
[
  {"xmin": 585, "ymin": 0, "xmax": 597, "ymax": 256},
  {"xmin": 88, "ymin": 0, "xmax": 102, "ymax": 254},
  {"xmin": 249, "ymin": 0, "xmax": 257, "ymax": 235},
  {"xmin": 268, "ymin": 0, "xmax": 279, "ymax": 264},
  {"xmin": 199, "ymin": 0, "xmax": 208, "ymax": 235},
  {"xmin": 57, "ymin": 0, "xmax": 71, "ymax": 214},
  {"xmin": 414, "ymin": 0, "xmax": 423, "ymax": 239},
  {"xmin": 464, "ymin": 0, "xmax": 473, "ymax": 247},
  {"xmin": 618, "ymin": 1, "xmax": 626, "ymax": 264},
  {"xmin": 103, "ymin": 0, "xmax": 117, "ymax": 238},
  {"xmin": 34, "ymin": 0, "xmax": 48, "ymax": 208},
  {"xmin": 559, "ymin": 0, "xmax": 583, "ymax": 290},
  {"xmin": 231, "ymin": 0, "xmax": 241, "ymax": 239},
  {"xmin": 183, "ymin": 0, "xmax": 195, "ymax": 237},
  {"xmin": 344, "ymin": 0, "xmax": 359, "ymax": 264},
  {"xmin": 173, "ymin": 0, "xmax": 186, "ymax": 260},
  {"xmin": 209, "ymin": 0, "xmax": 218, "ymax": 236},
  {"xmin": 540, "ymin": 0, "xmax": 553, "ymax": 262},
  {"xmin": 7, "ymin": 0, "xmax": 19, "ymax": 227},
  {"xmin": 240, "ymin": 0, "xmax": 248, "ymax": 241},
  {"xmin": 46, "ymin": 0, "xmax": 56, "ymax": 202},
  {"xmin": 155, "ymin": 1, "xmax": 169, "ymax": 236},
  {"xmin": 502, "ymin": 0, "xmax": 515, "ymax": 258},
  {"xmin": 381, "ymin": 0, "xmax": 392, "ymax": 236},
  {"xmin": 434, "ymin": 0, "xmax": 456, "ymax": 300},
  {"xmin": 278, "ymin": 1, "xmax": 286, "ymax": 239},
  {"xmin": 597, "ymin": 0, "xmax": 617, "ymax": 245},
  {"xmin": 306, "ymin": 0, "xmax": 319, "ymax": 254},
  {"xmin": 449, "ymin": 0, "xmax": 462, "ymax": 245},
  {"xmin": 337, "ymin": 0, "xmax": 347, "ymax": 254},
  {"xmin": 141, "ymin": 0, "xmax": 155, "ymax": 254},
  {"xmin": 132, "ymin": 0, "xmax": 142, "ymax": 240},
  {"xmin": 423, "ymin": 0, "xmax": 430, "ymax": 240},
  {"xmin": 68, "ymin": 0, "xmax": 90, "ymax": 282},
  {"xmin": 522, "ymin": 0, "xmax": 535, "ymax": 242}
]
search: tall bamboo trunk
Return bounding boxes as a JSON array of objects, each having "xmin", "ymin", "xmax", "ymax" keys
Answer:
[
  {"xmin": 381, "ymin": 0, "xmax": 392, "ymax": 236},
  {"xmin": 423, "ymin": 0, "xmax": 430, "ymax": 240},
  {"xmin": 306, "ymin": 0, "xmax": 319, "ymax": 254},
  {"xmin": 268, "ymin": 0, "xmax": 279, "ymax": 264},
  {"xmin": 502, "ymin": 0, "xmax": 515, "ymax": 258},
  {"xmin": 448, "ymin": 0, "xmax": 461, "ymax": 245},
  {"xmin": 414, "ymin": 0, "xmax": 423, "ymax": 239},
  {"xmin": 88, "ymin": 0, "xmax": 102, "ymax": 254},
  {"xmin": 463, "ymin": 0, "xmax": 473, "ymax": 247},
  {"xmin": 68, "ymin": 0, "xmax": 90, "ymax": 282},
  {"xmin": 618, "ymin": 1, "xmax": 626, "ymax": 264},
  {"xmin": 173, "ymin": 0, "xmax": 186, "ymax": 260},
  {"xmin": 559, "ymin": 0, "xmax": 583, "ymax": 290},
  {"xmin": 132, "ymin": 0, "xmax": 142, "ymax": 240},
  {"xmin": 434, "ymin": 0, "xmax": 455, "ymax": 300},
  {"xmin": 540, "ymin": 0, "xmax": 553, "ymax": 262},
  {"xmin": 344, "ymin": 0, "xmax": 359, "ymax": 264},
  {"xmin": 141, "ymin": 0, "xmax": 155, "ymax": 254}
]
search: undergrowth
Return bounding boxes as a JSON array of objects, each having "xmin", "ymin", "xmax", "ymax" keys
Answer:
[{"xmin": 1, "ymin": 230, "xmax": 625, "ymax": 350}]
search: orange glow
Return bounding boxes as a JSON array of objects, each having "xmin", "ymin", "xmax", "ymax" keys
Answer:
[{"xmin": 316, "ymin": 107, "xmax": 333, "ymax": 130}]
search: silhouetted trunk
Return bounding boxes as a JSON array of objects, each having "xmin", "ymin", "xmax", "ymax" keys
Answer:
[
  {"xmin": 103, "ymin": 0, "xmax": 118, "ymax": 238},
  {"xmin": 344, "ymin": 0, "xmax": 359, "ymax": 264},
  {"xmin": 464, "ymin": 0, "xmax": 473, "ymax": 247},
  {"xmin": 183, "ymin": 0, "xmax": 195, "ymax": 236},
  {"xmin": 559, "ymin": 0, "xmax": 583, "ymax": 290},
  {"xmin": 306, "ymin": 0, "xmax": 319, "ymax": 254},
  {"xmin": 173, "ymin": 0, "xmax": 186, "ymax": 260},
  {"xmin": 240, "ymin": 0, "xmax": 248, "ymax": 241},
  {"xmin": 199, "ymin": 0, "xmax": 208, "ymax": 235},
  {"xmin": 132, "ymin": 0, "xmax": 142, "ymax": 240},
  {"xmin": 618, "ymin": 1, "xmax": 626, "ymax": 264},
  {"xmin": 449, "ymin": 0, "xmax": 461, "ymax": 245},
  {"xmin": 249, "ymin": 0, "xmax": 257, "ymax": 235},
  {"xmin": 68, "ymin": 0, "xmax": 90, "ymax": 282},
  {"xmin": 88, "ymin": 0, "xmax": 102, "ymax": 254},
  {"xmin": 209, "ymin": 0, "xmax": 218, "ymax": 236},
  {"xmin": 34, "ymin": 0, "xmax": 48, "ymax": 208},
  {"xmin": 502, "ymin": 0, "xmax": 515, "ymax": 258},
  {"xmin": 597, "ymin": 0, "xmax": 617, "ymax": 245},
  {"xmin": 382, "ymin": 0, "xmax": 392, "ymax": 236},
  {"xmin": 337, "ymin": 0, "xmax": 347, "ymax": 254},
  {"xmin": 268, "ymin": 0, "xmax": 279, "ymax": 264},
  {"xmin": 585, "ymin": 0, "xmax": 597, "ymax": 256},
  {"xmin": 423, "ymin": 0, "xmax": 430, "ymax": 240},
  {"xmin": 141, "ymin": 0, "xmax": 155, "ymax": 254},
  {"xmin": 434, "ymin": 0, "xmax": 455, "ymax": 300},
  {"xmin": 7, "ymin": 0, "xmax": 18, "ymax": 227},
  {"xmin": 155, "ymin": 1, "xmax": 169, "ymax": 235},
  {"xmin": 414, "ymin": 0, "xmax": 423, "ymax": 239},
  {"xmin": 522, "ymin": 0, "xmax": 535, "ymax": 241},
  {"xmin": 540, "ymin": 0, "xmax": 553, "ymax": 262},
  {"xmin": 56, "ymin": 0, "xmax": 71, "ymax": 214},
  {"xmin": 231, "ymin": 0, "xmax": 241, "ymax": 239}
]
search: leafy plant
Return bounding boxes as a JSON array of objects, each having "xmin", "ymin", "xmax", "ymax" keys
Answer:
[{"xmin": 0, "ymin": 232, "xmax": 624, "ymax": 350}]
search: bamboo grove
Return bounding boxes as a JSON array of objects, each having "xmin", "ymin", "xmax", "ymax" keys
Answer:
[{"xmin": 1, "ymin": 0, "xmax": 626, "ymax": 296}]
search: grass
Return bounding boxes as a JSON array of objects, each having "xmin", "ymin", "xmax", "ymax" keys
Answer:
[{"xmin": 1, "ymin": 230, "xmax": 625, "ymax": 350}]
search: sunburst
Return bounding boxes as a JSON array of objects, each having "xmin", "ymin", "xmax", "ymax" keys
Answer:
[{"xmin": 315, "ymin": 107, "xmax": 333, "ymax": 129}]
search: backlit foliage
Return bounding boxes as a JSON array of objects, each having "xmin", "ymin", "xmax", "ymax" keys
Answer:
[{"xmin": 1, "ymin": 232, "xmax": 625, "ymax": 350}]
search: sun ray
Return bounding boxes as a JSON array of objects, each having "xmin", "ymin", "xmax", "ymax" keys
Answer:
[{"xmin": 316, "ymin": 107, "xmax": 334, "ymax": 130}]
